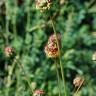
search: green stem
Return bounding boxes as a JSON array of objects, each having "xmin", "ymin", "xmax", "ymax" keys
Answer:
[
  {"xmin": 17, "ymin": 59, "xmax": 33, "ymax": 94},
  {"xmin": 5, "ymin": 0, "xmax": 9, "ymax": 45},
  {"xmin": 26, "ymin": 0, "xmax": 30, "ymax": 32},
  {"xmin": 54, "ymin": 59, "xmax": 61, "ymax": 96},
  {"xmin": 5, "ymin": 56, "xmax": 17, "ymax": 96},
  {"xmin": 13, "ymin": 0, "xmax": 17, "ymax": 39},
  {"xmin": 13, "ymin": 23, "xmax": 17, "ymax": 39},
  {"xmin": 50, "ymin": 16, "xmax": 67, "ymax": 96}
]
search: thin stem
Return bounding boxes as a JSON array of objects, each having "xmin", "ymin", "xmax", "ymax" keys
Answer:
[
  {"xmin": 73, "ymin": 79, "xmax": 84, "ymax": 96},
  {"xmin": 54, "ymin": 59, "xmax": 61, "ymax": 96},
  {"xmin": 17, "ymin": 59, "xmax": 33, "ymax": 94},
  {"xmin": 5, "ymin": 56, "xmax": 17, "ymax": 96},
  {"xmin": 50, "ymin": 16, "xmax": 67, "ymax": 96},
  {"xmin": 26, "ymin": 0, "xmax": 30, "ymax": 32},
  {"xmin": 13, "ymin": 0, "xmax": 17, "ymax": 38},
  {"xmin": 5, "ymin": 0, "xmax": 9, "ymax": 45},
  {"xmin": 13, "ymin": 24, "xmax": 17, "ymax": 39}
]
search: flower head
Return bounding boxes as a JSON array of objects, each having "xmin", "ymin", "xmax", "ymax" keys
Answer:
[
  {"xmin": 36, "ymin": 0, "xmax": 51, "ymax": 12},
  {"xmin": 73, "ymin": 76, "xmax": 84, "ymax": 87},
  {"xmin": 44, "ymin": 34, "xmax": 61, "ymax": 58},
  {"xmin": 4, "ymin": 46, "xmax": 14, "ymax": 57},
  {"xmin": 44, "ymin": 44, "xmax": 58, "ymax": 58},
  {"xmin": 33, "ymin": 89, "xmax": 45, "ymax": 96},
  {"xmin": 92, "ymin": 52, "xmax": 96, "ymax": 61}
]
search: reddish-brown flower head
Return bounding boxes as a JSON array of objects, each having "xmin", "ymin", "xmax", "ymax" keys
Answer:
[
  {"xmin": 36, "ymin": 0, "xmax": 51, "ymax": 12},
  {"xmin": 4, "ymin": 46, "xmax": 14, "ymax": 57},
  {"xmin": 44, "ymin": 34, "xmax": 61, "ymax": 58},
  {"xmin": 33, "ymin": 89, "xmax": 45, "ymax": 96},
  {"xmin": 45, "ymin": 44, "xmax": 58, "ymax": 58}
]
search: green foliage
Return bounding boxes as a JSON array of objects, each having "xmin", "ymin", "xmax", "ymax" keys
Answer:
[{"xmin": 0, "ymin": 0, "xmax": 96, "ymax": 96}]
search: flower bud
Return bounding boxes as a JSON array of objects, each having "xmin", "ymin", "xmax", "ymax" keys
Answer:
[{"xmin": 31, "ymin": 82, "xmax": 37, "ymax": 90}]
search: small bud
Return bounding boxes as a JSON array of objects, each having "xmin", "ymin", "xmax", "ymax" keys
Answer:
[
  {"xmin": 73, "ymin": 76, "xmax": 84, "ymax": 87},
  {"xmin": 33, "ymin": 89, "xmax": 45, "ymax": 96},
  {"xmin": 4, "ymin": 46, "xmax": 14, "ymax": 57},
  {"xmin": 92, "ymin": 52, "xmax": 96, "ymax": 61},
  {"xmin": 36, "ymin": 0, "xmax": 51, "ymax": 12},
  {"xmin": 31, "ymin": 82, "xmax": 37, "ymax": 90}
]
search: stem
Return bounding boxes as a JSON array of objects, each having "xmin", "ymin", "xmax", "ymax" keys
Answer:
[
  {"xmin": 5, "ymin": 56, "xmax": 17, "ymax": 96},
  {"xmin": 54, "ymin": 59, "xmax": 61, "ymax": 96},
  {"xmin": 13, "ymin": 24, "xmax": 17, "ymax": 39},
  {"xmin": 5, "ymin": 0, "xmax": 9, "ymax": 45},
  {"xmin": 17, "ymin": 59, "xmax": 33, "ymax": 94},
  {"xmin": 13, "ymin": 0, "xmax": 17, "ymax": 39},
  {"xmin": 73, "ymin": 79, "xmax": 84, "ymax": 96},
  {"xmin": 50, "ymin": 16, "xmax": 67, "ymax": 96},
  {"xmin": 26, "ymin": 0, "xmax": 30, "ymax": 32}
]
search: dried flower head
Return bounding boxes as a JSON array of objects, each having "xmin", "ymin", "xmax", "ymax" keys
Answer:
[
  {"xmin": 92, "ymin": 52, "xmax": 96, "ymax": 61},
  {"xmin": 73, "ymin": 76, "xmax": 84, "ymax": 87},
  {"xmin": 44, "ymin": 34, "xmax": 61, "ymax": 58},
  {"xmin": 33, "ymin": 89, "xmax": 45, "ymax": 96},
  {"xmin": 4, "ymin": 46, "xmax": 14, "ymax": 57},
  {"xmin": 36, "ymin": 0, "xmax": 51, "ymax": 12}
]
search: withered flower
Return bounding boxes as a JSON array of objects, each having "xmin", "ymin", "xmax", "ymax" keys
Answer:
[{"xmin": 73, "ymin": 76, "xmax": 84, "ymax": 87}]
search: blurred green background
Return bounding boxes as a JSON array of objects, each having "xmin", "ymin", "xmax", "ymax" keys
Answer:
[{"xmin": 0, "ymin": 0, "xmax": 96, "ymax": 96}]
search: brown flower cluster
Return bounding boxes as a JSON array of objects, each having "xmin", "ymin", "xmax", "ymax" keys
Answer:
[
  {"xmin": 36, "ymin": 0, "xmax": 51, "ymax": 12},
  {"xmin": 44, "ymin": 34, "xmax": 61, "ymax": 58}
]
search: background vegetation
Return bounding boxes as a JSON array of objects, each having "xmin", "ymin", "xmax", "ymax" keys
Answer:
[{"xmin": 0, "ymin": 0, "xmax": 96, "ymax": 96}]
